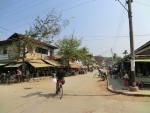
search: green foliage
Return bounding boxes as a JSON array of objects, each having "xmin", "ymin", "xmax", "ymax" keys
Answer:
[
  {"xmin": 83, "ymin": 55, "xmax": 96, "ymax": 66},
  {"xmin": 56, "ymin": 36, "xmax": 89, "ymax": 66},
  {"xmin": 94, "ymin": 55, "xmax": 104, "ymax": 65},
  {"xmin": 77, "ymin": 47, "xmax": 89, "ymax": 61},
  {"xmin": 57, "ymin": 37, "xmax": 80, "ymax": 61},
  {"xmin": 113, "ymin": 53, "xmax": 122, "ymax": 64},
  {"xmin": 113, "ymin": 53, "xmax": 117, "ymax": 59},
  {"xmin": 123, "ymin": 50, "xmax": 128, "ymax": 57}
]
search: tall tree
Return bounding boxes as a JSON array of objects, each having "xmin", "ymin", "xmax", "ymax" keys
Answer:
[
  {"xmin": 113, "ymin": 53, "xmax": 122, "ymax": 64},
  {"xmin": 8, "ymin": 35, "xmax": 34, "ymax": 61},
  {"xmin": 56, "ymin": 36, "xmax": 89, "ymax": 67},
  {"xmin": 123, "ymin": 50, "xmax": 128, "ymax": 57},
  {"xmin": 77, "ymin": 47, "xmax": 91, "ymax": 67},
  {"xmin": 77, "ymin": 47, "xmax": 89, "ymax": 61},
  {"xmin": 94, "ymin": 55, "xmax": 104, "ymax": 65},
  {"xmin": 7, "ymin": 34, "xmax": 35, "ymax": 76},
  {"xmin": 113, "ymin": 53, "xmax": 117, "ymax": 59},
  {"xmin": 57, "ymin": 36, "xmax": 80, "ymax": 66},
  {"xmin": 26, "ymin": 10, "xmax": 69, "ymax": 43}
]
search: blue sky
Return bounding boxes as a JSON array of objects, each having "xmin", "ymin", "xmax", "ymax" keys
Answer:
[{"xmin": 0, "ymin": 0, "xmax": 150, "ymax": 57}]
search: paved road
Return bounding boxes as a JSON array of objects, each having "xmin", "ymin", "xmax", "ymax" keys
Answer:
[{"xmin": 0, "ymin": 71, "xmax": 150, "ymax": 113}]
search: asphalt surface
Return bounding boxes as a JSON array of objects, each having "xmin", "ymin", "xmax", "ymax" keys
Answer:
[{"xmin": 0, "ymin": 71, "xmax": 150, "ymax": 113}]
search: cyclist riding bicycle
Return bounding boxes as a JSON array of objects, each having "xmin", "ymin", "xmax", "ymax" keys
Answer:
[{"xmin": 55, "ymin": 68, "xmax": 65, "ymax": 94}]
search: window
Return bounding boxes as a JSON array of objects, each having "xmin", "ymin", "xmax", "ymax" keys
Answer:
[
  {"xmin": 0, "ymin": 49, "xmax": 2, "ymax": 54},
  {"xmin": 50, "ymin": 49, "xmax": 53, "ymax": 57},
  {"xmin": 35, "ymin": 47, "xmax": 48, "ymax": 54},
  {"xmin": 3, "ymin": 48, "xmax": 7, "ymax": 54}
]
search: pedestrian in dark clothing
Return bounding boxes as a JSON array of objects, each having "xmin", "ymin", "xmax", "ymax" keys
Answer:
[
  {"xmin": 56, "ymin": 69, "xmax": 65, "ymax": 80},
  {"xmin": 55, "ymin": 68, "xmax": 65, "ymax": 94},
  {"xmin": 16, "ymin": 69, "xmax": 22, "ymax": 82}
]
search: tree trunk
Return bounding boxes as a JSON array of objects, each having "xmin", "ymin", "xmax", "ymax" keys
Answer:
[
  {"xmin": 22, "ymin": 46, "xmax": 26, "ymax": 82},
  {"xmin": 66, "ymin": 60, "xmax": 70, "ymax": 72}
]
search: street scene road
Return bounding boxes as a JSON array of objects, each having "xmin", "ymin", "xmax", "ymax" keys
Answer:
[
  {"xmin": 1, "ymin": 0, "xmax": 150, "ymax": 113},
  {"xmin": 0, "ymin": 71, "xmax": 150, "ymax": 113}
]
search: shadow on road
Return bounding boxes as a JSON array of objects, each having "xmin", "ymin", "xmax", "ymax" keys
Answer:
[
  {"xmin": 97, "ymin": 79, "xmax": 107, "ymax": 82},
  {"xmin": 64, "ymin": 93, "xmax": 117, "ymax": 97},
  {"xmin": 22, "ymin": 91, "xmax": 56, "ymax": 99},
  {"xmin": 22, "ymin": 91, "xmax": 118, "ymax": 99}
]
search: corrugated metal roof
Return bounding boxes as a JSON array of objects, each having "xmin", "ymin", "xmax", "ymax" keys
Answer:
[
  {"xmin": 28, "ymin": 60, "xmax": 52, "ymax": 68},
  {"xmin": 0, "ymin": 64, "xmax": 6, "ymax": 66},
  {"xmin": 135, "ymin": 59, "xmax": 150, "ymax": 62},
  {"xmin": 5, "ymin": 63, "xmax": 22, "ymax": 68},
  {"xmin": 44, "ymin": 60, "xmax": 61, "ymax": 67},
  {"xmin": 70, "ymin": 63, "xmax": 81, "ymax": 69}
]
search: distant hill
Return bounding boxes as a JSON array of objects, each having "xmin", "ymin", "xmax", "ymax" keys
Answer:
[
  {"xmin": 94, "ymin": 54, "xmax": 122, "ymax": 67},
  {"xmin": 94, "ymin": 55, "xmax": 112, "ymax": 66}
]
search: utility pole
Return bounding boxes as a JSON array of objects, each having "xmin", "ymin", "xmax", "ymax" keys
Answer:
[
  {"xmin": 116, "ymin": 0, "xmax": 138, "ymax": 90},
  {"xmin": 126, "ymin": 0, "xmax": 136, "ymax": 87},
  {"xmin": 111, "ymin": 48, "xmax": 114, "ymax": 65}
]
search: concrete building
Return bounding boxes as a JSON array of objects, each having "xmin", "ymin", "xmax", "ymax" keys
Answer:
[{"xmin": 0, "ymin": 33, "xmax": 57, "ymax": 64}]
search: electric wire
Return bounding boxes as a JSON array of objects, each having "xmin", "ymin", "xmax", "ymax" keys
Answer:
[
  {"xmin": 0, "ymin": 0, "xmax": 97, "ymax": 36},
  {"xmin": 134, "ymin": 0, "xmax": 150, "ymax": 7},
  {"xmin": 61, "ymin": 0, "xmax": 97, "ymax": 13}
]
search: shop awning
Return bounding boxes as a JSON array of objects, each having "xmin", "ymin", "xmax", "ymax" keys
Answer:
[
  {"xmin": 28, "ymin": 60, "xmax": 52, "ymax": 68},
  {"xmin": 70, "ymin": 63, "xmax": 81, "ymax": 69},
  {"xmin": 93, "ymin": 64, "xmax": 99, "ymax": 67},
  {"xmin": 29, "ymin": 63, "xmax": 51, "ymax": 68},
  {"xmin": 0, "ymin": 64, "xmax": 6, "ymax": 66},
  {"xmin": 135, "ymin": 59, "xmax": 150, "ymax": 63},
  {"xmin": 44, "ymin": 60, "xmax": 61, "ymax": 67},
  {"xmin": 81, "ymin": 66, "xmax": 88, "ymax": 68},
  {"xmin": 0, "ymin": 59, "xmax": 13, "ymax": 66},
  {"xmin": 89, "ymin": 65, "xmax": 93, "ymax": 68},
  {"xmin": 5, "ymin": 63, "xmax": 22, "ymax": 68}
]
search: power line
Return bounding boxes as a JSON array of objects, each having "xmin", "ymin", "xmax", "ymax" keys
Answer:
[
  {"xmin": 53, "ymin": 0, "xmax": 80, "ymax": 9},
  {"xmin": 2, "ymin": 0, "xmax": 92, "ymax": 19},
  {"xmin": 82, "ymin": 34, "xmax": 150, "ymax": 38},
  {"xmin": 1, "ymin": 23, "xmax": 150, "ymax": 39},
  {"xmin": 0, "ymin": 0, "xmax": 59, "ymax": 35},
  {"xmin": 0, "ymin": 0, "xmax": 96, "ymax": 36},
  {"xmin": 112, "ymin": 0, "xmax": 129, "ymax": 54},
  {"xmin": 116, "ymin": 0, "xmax": 128, "ymax": 11},
  {"xmin": 78, "ymin": 34, "xmax": 150, "ymax": 41},
  {"xmin": 0, "ymin": 26, "xmax": 13, "ymax": 33},
  {"xmin": 0, "ymin": 0, "xmax": 49, "ymax": 33},
  {"xmin": 1, "ymin": 0, "xmax": 47, "ymax": 18},
  {"xmin": 1, "ymin": 0, "xmax": 150, "ymax": 40},
  {"xmin": 61, "ymin": 0, "xmax": 97, "ymax": 13},
  {"xmin": 134, "ymin": 0, "xmax": 150, "ymax": 7},
  {"xmin": 112, "ymin": 7, "xmax": 126, "ymax": 50}
]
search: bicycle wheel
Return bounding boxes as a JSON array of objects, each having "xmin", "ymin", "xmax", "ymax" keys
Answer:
[{"xmin": 58, "ymin": 85, "xmax": 63, "ymax": 99}]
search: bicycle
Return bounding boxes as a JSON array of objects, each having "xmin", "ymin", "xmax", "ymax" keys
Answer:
[{"xmin": 56, "ymin": 80, "xmax": 64, "ymax": 99}]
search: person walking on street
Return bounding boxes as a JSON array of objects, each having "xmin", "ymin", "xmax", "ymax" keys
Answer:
[
  {"xmin": 123, "ymin": 71, "xmax": 129, "ymax": 86},
  {"xmin": 16, "ymin": 69, "xmax": 22, "ymax": 82}
]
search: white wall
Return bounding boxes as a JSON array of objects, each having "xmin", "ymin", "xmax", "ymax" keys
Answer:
[
  {"xmin": 0, "ymin": 54, "xmax": 9, "ymax": 60},
  {"xmin": 0, "ymin": 41, "xmax": 55, "ymax": 60},
  {"xmin": 0, "ymin": 48, "xmax": 9, "ymax": 60}
]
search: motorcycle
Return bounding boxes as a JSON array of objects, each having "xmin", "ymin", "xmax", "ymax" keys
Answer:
[{"xmin": 101, "ymin": 73, "xmax": 107, "ymax": 81}]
